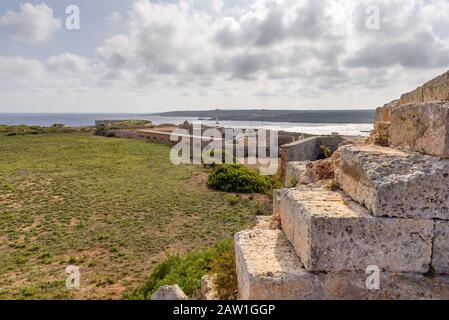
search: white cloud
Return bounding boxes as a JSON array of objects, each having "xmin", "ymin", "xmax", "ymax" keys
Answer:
[
  {"xmin": 0, "ymin": 56, "xmax": 44, "ymax": 79},
  {"xmin": 105, "ymin": 11, "xmax": 123, "ymax": 25},
  {"xmin": 2, "ymin": 0, "xmax": 449, "ymax": 112},
  {"xmin": 46, "ymin": 53, "xmax": 91, "ymax": 75},
  {"xmin": 0, "ymin": 3, "xmax": 61, "ymax": 44}
]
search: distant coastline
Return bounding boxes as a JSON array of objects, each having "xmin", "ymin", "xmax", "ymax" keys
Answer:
[
  {"xmin": 151, "ymin": 109, "xmax": 375, "ymax": 124},
  {"xmin": 0, "ymin": 110, "xmax": 375, "ymax": 136}
]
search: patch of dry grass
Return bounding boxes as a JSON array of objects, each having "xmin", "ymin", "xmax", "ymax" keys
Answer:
[{"xmin": 0, "ymin": 133, "xmax": 267, "ymax": 299}]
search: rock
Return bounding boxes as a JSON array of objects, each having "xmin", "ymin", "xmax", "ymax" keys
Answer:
[
  {"xmin": 375, "ymin": 100, "xmax": 398, "ymax": 123},
  {"xmin": 151, "ymin": 285, "xmax": 188, "ymax": 300},
  {"xmin": 280, "ymin": 136, "xmax": 345, "ymax": 177},
  {"xmin": 390, "ymin": 102, "xmax": 449, "ymax": 158},
  {"xmin": 235, "ymin": 228, "xmax": 449, "ymax": 300},
  {"xmin": 285, "ymin": 161, "xmax": 307, "ymax": 187},
  {"xmin": 201, "ymin": 275, "xmax": 219, "ymax": 300},
  {"xmin": 253, "ymin": 215, "xmax": 280, "ymax": 230},
  {"xmin": 235, "ymin": 229, "xmax": 317, "ymax": 300},
  {"xmin": 277, "ymin": 187, "xmax": 433, "ymax": 273},
  {"xmin": 335, "ymin": 144, "xmax": 449, "ymax": 219},
  {"xmin": 285, "ymin": 159, "xmax": 334, "ymax": 188},
  {"xmin": 399, "ymin": 70, "xmax": 449, "ymax": 105},
  {"xmin": 433, "ymin": 221, "xmax": 449, "ymax": 274}
]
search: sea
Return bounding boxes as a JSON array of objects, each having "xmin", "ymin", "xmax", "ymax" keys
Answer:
[{"xmin": 0, "ymin": 113, "xmax": 373, "ymax": 137}]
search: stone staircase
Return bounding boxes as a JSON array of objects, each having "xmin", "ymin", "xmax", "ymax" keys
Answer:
[{"xmin": 235, "ymin": 70, "xmax": 449, "ymax": 300}]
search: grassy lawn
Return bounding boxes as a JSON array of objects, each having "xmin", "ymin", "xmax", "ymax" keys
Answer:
[{"xmin": 0, "ymin": 133, "xmax": 268, "ymax": 299}]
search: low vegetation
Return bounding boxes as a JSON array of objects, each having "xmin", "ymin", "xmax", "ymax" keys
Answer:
[
  {"xmin": 0, "ymin": 133, "xmax": 267, "ymax": 299},
  {"xmin": 374, "ymin": 132, "xmax": 390, "ymax": 147},
  {"xmin": 207, "ymin": 164, "xmax": 277, "ymax": 194},
  {"xmin": 327, "ymin": 180, "xmax": 340, "ymax": 191},
  {"xmin": 320, "ymin": 144, "xmax": 333, "ymax": 158},
  {"xmin": 0, "ymin": 125, "xmax": 93, "ymax": 136},
  {"xmin": 130, "ymin": 239, "xmax": 237, "ymax": 300},
  {"xmin": 95, "ymin": 120, "xmax": 152, "ymax": 136}
]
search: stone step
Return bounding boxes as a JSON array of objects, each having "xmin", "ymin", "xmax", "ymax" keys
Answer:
[
  {"xmin": 277, "ymin": 187, "xmax": 433, "ymax": 273},
  {"xmin": 235, "ymin": 228, "xmax": 449, "ymax": 300},
  {"xmin": 235, "ymin": 228, "xmax": 317, "ymax": 300},
  {"xmin": 335, "ymin": 144, "xmax": 449, "ymax": 219}
]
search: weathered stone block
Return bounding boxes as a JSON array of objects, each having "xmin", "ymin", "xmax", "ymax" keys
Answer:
[
  {"xmin": 399, "ymin": 70, "xmax": 449, "ymax": 105},
  {"xmin": 235, "ymin": 229, "xmax": 317, "ymax": 300},
  {"xmin": 235, "ymin": 228, "xmax": 449, "ymax": 300},
  {"xmin": 390, "ymin": 102, "xmax": 449, "ymax": 158},
  {"xmin": 280, "ymin": 136, "xmax": 345, "ymax": 177},
  {"xmin": 433, "ymin": 220, "xmax": 449, "ymax": 274},
  {"xmin": 375, "ymin": 100, "xmax": 398, "ymax": 123},
  {"xmin": 285, "ymin": 161, "xmax": 307, "ymax": 187},
  {"xmin": 151, "ymin": 284, "xmax": 188, "ymax": 300},
  {"xmin": 336, "ymin": 144, "xmax": 449, "ymax": 219},
  {"xmin": 278, "ymin": 187, "xmax": 433, "ymax": 273}
]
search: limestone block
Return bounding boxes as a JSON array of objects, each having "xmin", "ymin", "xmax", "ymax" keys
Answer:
[
  {"xmin": 235, "ymin": 229, "xmax": 317, "ymax": 300},
  {"xmin": 201, "ymin": 275, "xmax": 219, "ymax": 300},
  {"xmin": 278, "ymin": 187, "xmax": 433, "ymax": 273},
  {"xmin": 235, "ymin": 228, "xmax": 449, "ymax": 300},
  {"xmin": 336, "ymin": 144, "xmax": 449, "ymax": 219},
  {"xmin": 433, "ymin": 221, "xmax": 449, "ymax": 274},
  {"xmin": 375, "ymin": 99, "xmax": 398, "ymax": 123},
  {"xmin": 399, "ymin": 70, "xmax": 449, "ymax": 105},
  {"xmin": 285, "ymin": 161, "xmax": 307, "ymax": 187},
  {"xmin": 390, "ymin": 102, "xmax": 449, "ymax": 158},
  {"xmin": 151, "ymin": 284, "xmax": 188, "ymax": 300}
]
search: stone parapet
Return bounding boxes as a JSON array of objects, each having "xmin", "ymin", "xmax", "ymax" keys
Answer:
[{"xmin": 277, "ymin": 187, "xmax": 433, "ymax": 273}]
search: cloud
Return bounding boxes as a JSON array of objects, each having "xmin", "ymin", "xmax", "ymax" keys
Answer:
[
  {"xmin": 2, "ymin": 0, "xmax": 449, "ymax": 112},
  {"xmin": 0, "ymin": 3, "xmax": 61, "ymax": 44},
  {"xmin": 105, "ymin": 11, "xmax": 123, "ymax": 25},
  {"xmin": 46, "ymin": 53, "xmax": 90, "ymax": 75},
  {"xmin": 0, "ymin": 56, "xmax": 44, "ymax": 79}
]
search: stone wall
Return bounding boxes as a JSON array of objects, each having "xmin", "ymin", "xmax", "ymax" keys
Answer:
[
  {"xmin": 280, "ymin": 136, "xmax": 345, "ymax": 178},
  {"xmin": 399, "ymin": 70, "xmax": 449, "ymax": 105}
]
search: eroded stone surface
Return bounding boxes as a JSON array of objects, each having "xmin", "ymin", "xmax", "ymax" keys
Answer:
[
  {"xmin": 235, "ymin": 228, "xmax": 449, "ymax": 300},
  {"xmin": 433, "ymin": 221, "xmax": 449, "ymax": 274},
  {"xmin": 285, "ymin": 161, "xmax": 307, "ymax": 187},
  {"xmin": 399, "ymin": 70, "xmax": 449, "ymax": 105},
  {"xmin": 335, "ymin": 144, "xmax": 449, "ymax": 219},
  {"xmin": 390, "ymin": 102, "xmax": 449, "ymax": 158},
  {"xmin": 277, "ymin": 187, "xmax": 433, "ymax": 273},
  {"xmin": 235, "ymin": 229, "xmax": 317, "ymax": 300},
  {"xmin": 151, "ymin": 285, "xmax": 188, "ymax": 300},
  {"xmin": 201, "ymin": 275, "xmax": 219, "ymax": 300}
]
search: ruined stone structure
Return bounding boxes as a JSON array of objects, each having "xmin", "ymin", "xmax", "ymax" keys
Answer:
[{"xmin": 235, "ymin": 70, "xmax": 449, "ymax": 300}]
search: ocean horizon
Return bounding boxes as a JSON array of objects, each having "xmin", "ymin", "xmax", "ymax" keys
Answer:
[{"xmin": 0, "ymin": 113, "xmax": 373, "ymax": 136}]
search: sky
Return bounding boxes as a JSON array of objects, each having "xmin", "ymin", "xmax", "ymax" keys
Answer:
[{"xmin": 0, "ymin": 0, "xmax": 449, "ymax": 113}]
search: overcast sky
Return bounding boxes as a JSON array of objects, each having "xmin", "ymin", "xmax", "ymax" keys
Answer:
[{"xmin": 1, "ymin": 0, "xmax": 449, "ymax": 113}]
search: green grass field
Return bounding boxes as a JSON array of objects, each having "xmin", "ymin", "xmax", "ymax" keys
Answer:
[{"xmin": 0, "ymin": 133, "xmax": 269, "ymax": 299}]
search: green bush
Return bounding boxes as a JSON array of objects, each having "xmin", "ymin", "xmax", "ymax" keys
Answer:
[
  {"xmin": 207, "ymin": 164, "xmax": 274, "ymax": 194},
  {"xmin": 374, "ymin": 132, "xmax": 390, "ymax": 147},
  {"xmin": 129, "ymin": 240, "xmax": 236, "ymax": 300}
]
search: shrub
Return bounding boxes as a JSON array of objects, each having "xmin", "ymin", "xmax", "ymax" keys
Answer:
[
  {"xmin": 224, "ymin": 194, "xmax": 241, "ymax": 206},
  {"xmin": 374, "ymin": 132, "xmax": 390, "ymax": 147},
  {"xmin": 327, "ymin": 180, "xmax": 340, "ymax": 191},
  {"xmin": 289, "ymin": 176, "xmax": 297, "ymax": 187},
  {"xmin": 129, "ymin": 240, "xmax": 236, "ymax": 300},
  {"xmin": 320, "ymin": 145, "xmax": 333, "ymax": 158},
  {"xmin": 207, "ymin": 164, "xmax": 274, "ymax": 194}
]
